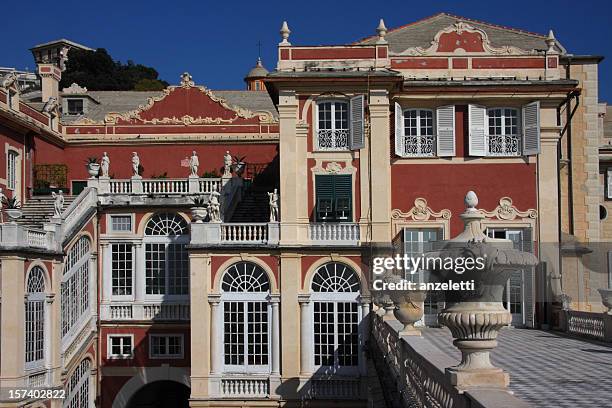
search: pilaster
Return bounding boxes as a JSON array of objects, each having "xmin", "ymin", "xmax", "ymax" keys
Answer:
[
  {"xmin": 0, "ymin": 256, "xmax": 26, "ymax": 387},
  {"xmin": 278, "ymin": 90, "xmax": 299, "ymax": 244},
  {"xmin": 189, "ymin": 253, "xmax": 211, "ymax": 398}
]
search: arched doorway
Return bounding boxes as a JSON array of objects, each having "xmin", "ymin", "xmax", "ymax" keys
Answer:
[{"xmin": 127, "ymin": 380, "xmax": 189, "ymax": 408}]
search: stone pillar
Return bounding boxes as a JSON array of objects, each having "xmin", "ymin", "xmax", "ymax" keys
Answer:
[
  {"xmin": 189, "ymin": 253, "xmax": 211, "ymax": 400},
  {"xmin": 367, "ymin": 90, "xmax": 392, "ymax": 242},
  {"xmin": 0, "ymin": 256, "xmax": 26, "ymax": 388},
  {"xmin": 295, "ymin": 122, "xmax": 309, "ymax": 242},
  {"xmin": 133, "ymin": 243, "xmax": 144, "ymax": 318},
  {"xmin": 538, "ymin": 102, "xmax": 562, "ymax": 325},
  {"xmin": 298, "ymin": 294, "xmax": 312, "ymax": 376},
  {"xmin": 270, "ymin": 295, "xmax": 281, "ymax": 375},
  {"xmin": 280, "ymin": 254, "xmax": 300, "ymax": 388},
  {"xmin": 38, "ymin": 63, "xmax": 60, "ymax": 103},
  {"xmin": 208, "ymin": 294, "xmax": 222, "ymax": 375},
  {"xmin": 278, "ymin": 90, "xmax": 299, "ymax": 244},
  {"xmin": 359, "ymin": 297, "xmax": 371, "ymax": 376}
]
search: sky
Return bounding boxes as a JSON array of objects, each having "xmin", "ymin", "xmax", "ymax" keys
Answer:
[{"xmin": 3, "ymin": 0, "xmax": 611, "ymax": 101}]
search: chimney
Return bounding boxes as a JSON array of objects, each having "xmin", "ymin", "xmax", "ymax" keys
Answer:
[{"xmin": 37, "ymin": 63, "xmax": 61, "ymax": 103}]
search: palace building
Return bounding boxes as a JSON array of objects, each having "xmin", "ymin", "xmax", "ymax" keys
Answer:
[{"xmin": 0, "ymin": 12, "xmax": 606, "ymax": 408}]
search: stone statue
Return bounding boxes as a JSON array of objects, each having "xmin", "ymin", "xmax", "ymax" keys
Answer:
[
  {"xmin": 268, "ymin": 189, "xmax": 279, "ymax": 222},
  {"xmin": 189, "ymin": 151, "xmax": 199, "ymax": 177},
  {"xmin": 101, "ymin": 152, "xmax": 110, "ymax": 177},
  {"xmin": 208, "ymin": 187, "xmax": 221, "ymax": 222},
  {"xmin": 131, "ymin": 152, "xmax": 140, "ymax": 177},
  {"xmin": 0, "ymin": 188, "xmax": 5, "ymax": 223},
  {"xmin": 52, "ymin": 190, "xmax": 64, "ymax": 217},
  {"xmin": 223, "ymin": 150, "xmax": 232, "ymax": 177}
]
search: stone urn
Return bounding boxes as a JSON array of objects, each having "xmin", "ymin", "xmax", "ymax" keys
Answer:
[
  {"xmin": 427, "ymin": 191, "xmax": 538, "ymax": 389},
  {"xmin": 598, "ymin": 288, "xmax": 612, "ymax": 315},
  {"xmin": 392, "ymin": 290, "xmax": 426, "ymax": 335},
  {"xmin": 5, "ymin": 208, "xmax": 22, "ymax": 223},
  {"xmin": 86, "ymin": 163, "xmax": 100, "ymax": 177},
  {"xmin": 191, "ymin": 207, "xmax": 207, "ymax": 223}
]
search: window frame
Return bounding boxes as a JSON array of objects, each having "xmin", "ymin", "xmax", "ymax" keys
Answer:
[
  {"xmin": 7, "ymin": 149, "xmax": 18, "ymax": 191},
  {"xmin": 149, "ymin": 334, "xmax": 184, "ymax": 359},
  {"xmin": 220, "ymin": 262, "xmax": 271, "ymax": 374},
  {"xmin": 485, "ymin": 107, "xmax": 521, "ymax": 157},
  {"xmin": 61, "ymin": 236, "xmax": 91, "ymax": 340},
  {"xmin": 310, "ymin": 262, "xmax": 361, "ymax": 374},
  {"xmin": 66, "ymin": 98, "xmax": 84, "ymax": 115},
  {"xmin": 107, "ymin": 334, "xmax": 134, "ymax": 359},
  {"xmin": 315, "ymin": 100, "xmax": 350, "ymax": 151},
  {"xmin": 108, "ymin": 214, "xmax": 134, "ymax": 234},
  {"xmin": 64, "ymin": 358, "xmax": 92, "ymax": 408},
  {"xmin": 315, "ymin": 174, "xmax": 353, "ymax": 222},
  {"xmin": 25, "ymin": 266, "xmax": 47, "ymax": 371},
  {"xmin": 110, "ymin": 242, "xmax": 134, "ymax": 301},
  {"xmin": 402, "ymin": 108, "xmax": 436, "ymax": 158}
]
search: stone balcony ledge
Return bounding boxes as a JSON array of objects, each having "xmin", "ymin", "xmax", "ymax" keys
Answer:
[{"xmin": 190, "ymin": 222, "xmax": 280, "ymax": 247}]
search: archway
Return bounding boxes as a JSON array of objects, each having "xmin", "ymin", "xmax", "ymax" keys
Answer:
[{"xmin": 127, "ymin": 380, "xmax": 189, "ymax": 408}]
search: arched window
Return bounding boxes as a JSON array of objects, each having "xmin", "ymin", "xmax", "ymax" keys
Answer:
[
  {"xmin": 25, "ymin": 266, "xmax": 46, "ymax": 368},
  {"xmin": 311, "ymin": 262, "xmax": 361, "ymax": 370},
  {"xmin": 63, "ymin": 358, "xmax": 91, "ymax": 408},
  {"xmin": 144, "ymin": 213, "xmax": 189, "ymax": 296},
  {"xmin": 221, "ymin": 262, "xmax": 270, "ymax": 373},
  {"xmin": 61, "ymin": 236, "xmax": 91, "ymax": 338}
]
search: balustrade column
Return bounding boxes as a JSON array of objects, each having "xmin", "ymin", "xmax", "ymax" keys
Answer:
[
  {"xmin": 359, "ymin": 297, "xmax": 371, "ymax": 376},
  {"xmin": 298, "ymin": 294, "xmax": 312, "ymax": 375},
  {"xmin": 271, "ymin": 295, "xmax": 280, "ymax": 375},
  {"xmin": 209, "ymin": 295, "xmax": 222, "ymax": 374}
]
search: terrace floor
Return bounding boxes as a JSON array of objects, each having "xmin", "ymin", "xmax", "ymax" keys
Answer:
[{"xmin": 423, "ymin": 327, "xmax": 612, "ymax": 408}]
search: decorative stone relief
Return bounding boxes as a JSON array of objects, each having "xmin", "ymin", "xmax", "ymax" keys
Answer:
[
  {"xmin": 396, "ymin": 22, "xmax": 530, "ymax": 56},
  {"xmin": 104, "ymin": 72, "xmax": 276, "ymax": 125},
  {"xmin": 480, "ymin": 197, "xmax": 537, "ymax": 221},
  {"xmin": 62, "ymin": 83, "xmax": 88, "ymax": 94},
  {"xmin": 391, "ymin": 198, "xmax": 451, "ymax": 221},
  {"xmin": 310, "ymin": 160, "xmax": 356, "ymax": 175}
]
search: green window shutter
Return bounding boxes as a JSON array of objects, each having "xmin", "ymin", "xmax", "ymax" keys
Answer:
[
  {"xmin": 315, "ymin": 175, "xmax": 334, "ymax": 221},
  {"xmin": 333, "ymin": 175, "xmax": 352, "ymax": 221},
  {"xmin": 315, "ymin": 175, "xmax": 353, "ymax": 222}
]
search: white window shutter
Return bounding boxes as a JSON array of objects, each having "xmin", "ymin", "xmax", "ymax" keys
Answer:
[
  {"xmin": 522, "ymin": 101, "xmax": 541, "ymax": 155},
  {"xmin": 349, "ymin": 95, "xmax": 365, "ymax": 150},
  {"xmin": 607, "ymin": 168, "xmax": 612, "ymax": 199},
  {"xmin": 468, "ymin": 104, "xmax": 487, "ymax": 156},
  {"xmin": 395, "ymin": 102, "xmax": 404, "ymax": 157},
  {"xmin": 436, "ymin": 105, "xmax": 455, "ymax": 157}
]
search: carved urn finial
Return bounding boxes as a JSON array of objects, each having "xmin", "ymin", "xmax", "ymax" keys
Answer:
[
  {"xmin": 279, "ymin": 21, "xmax": 291, "ymax": 46},
  {"xmin": 180, "ymin": 72, "xmax": 194, "ymax": 88},
  {"xmin": 376, "ymin": 19, "xmax": 388, "ymax": 43},
  {"xmin": 464, "ymin": 190, "xmax": 478, "ymax": 211},
  {"xmin": 546, "ymin": 30, "xmax": 557, "ymax": 53}
]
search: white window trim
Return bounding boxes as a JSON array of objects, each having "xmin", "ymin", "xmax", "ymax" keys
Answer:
[
  {"xmin": 485, "ymin": 107, "xmax": 521, "ymax": 157},
  {"xmin": 315, "ymin": 99, "xmax": 350, "ymax": 152},
  {"xmin": 107, "ymin": 334, "xmax": 134, "ymax": 359},
  {"xmin": 61, "ymin": 237, "xmax": 92, "ymax": 341},
  {"xmin": 109, "ymin": 242, "xmax": 135, "ymax": 302},
  {"xmin": 5, "ymin": 146, "xmax": 20, "ymax": 191},
  {"xmin": 142, "ymin": 235, "xmax": 190, "ymax": 302},
  {"xmin": 402, "ymin": 108, "xmax": 436, "ymax": 158},
  {"xmin": 107, "ymin": 213, "xmax": 135, "ymax": 234},
  {"xmin": 149, "ymin": 334, "xmax": 184, "ymax": 359}
]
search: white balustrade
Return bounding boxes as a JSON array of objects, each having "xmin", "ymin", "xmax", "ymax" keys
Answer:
[
  {"xmin": 199, "ymin": 178, "xmax": 222, "ymax": 193},
  {"xmin": 221, "ymin": 378, "xmax": 269, "ymax": 398},
  {"xmin": 109, "ymin": 180, "xmax": 132, "ymax": 194},
  {"xmin": 61, "ymin": 187, "xmax": 98, "ymax": 237},
  {"xmin": 221, "ymin": 223, "xmax": 269, "ymax": 244},
  {"xmin": 100, "ymin": 302, "xmax": 190, "ymax": 321},
  {"xmin": 26, "ymin": 229, "xmax": 47, "ymax": 248},
  {"xmin": 142, "ymin": 179, "xmax": 189, "ymax": 194},
  {"xmin": 309, "ymin": 223, "xmax": 360, "ymax": 245},
  {"xmin": 567, "ymin": 311, "xmax": 606, "ymax": 340},
  {"xmin": 310, "ymin": 379, "xmax": 362, "ymax": 399}
]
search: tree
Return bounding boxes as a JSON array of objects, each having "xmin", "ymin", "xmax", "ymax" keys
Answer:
[{"xmin": 60, "ymin": 48, "xmax": 169, "ymax": 91}]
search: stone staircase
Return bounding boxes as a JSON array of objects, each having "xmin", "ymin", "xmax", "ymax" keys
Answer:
[
  {"xmin": 230, "ymin": 187, "xmax": 270, "ymax": 223},
  {"xmin": 17, "ymin": 195, "xmax": 77, "ymax": 228}
]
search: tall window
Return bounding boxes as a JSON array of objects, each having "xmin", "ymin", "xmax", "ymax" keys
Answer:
[
  {"xmin": 315, "ymin": 175, "xmax": 352, "ymax": 222},
  {"xmin": 144, "ymin": 213, "xmax": 189, "ymax": 296},
  {"xmin": 311, "ymin": 262, "xmax": 361, "ymax": 370},
  {"xmin": 487, "ymin": 108, "xmax": 520, "ymax": 156},
  {"xmin": 61, "ymin": 236, "xmax": 91, "ymax": 338},
  {"xmin": 317, "ymin": 101, "xmax": 349, "ymax": 150},
  {"xmin": 25, "ymin": 266, "xmax": 46, "ymax": 368},
  {"xmin": 63, "ymin": 358, "xmax": 90, "ymax": 408},
  {"xmin": 221, "ymin": 262, "xmax": 270, "ymax": 373},
  {"xmin": 403, "ymin": 109, "xmax": 435, "ymax": 157},
  {"xmin": 111, "ymin": 243, "xmax": 133, "ymax": 297},
  {"xmin": 7, "ymin": 150, "xmax": 18, "ymax": 190}
]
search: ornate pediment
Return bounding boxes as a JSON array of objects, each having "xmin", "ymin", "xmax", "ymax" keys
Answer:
[
  {"xmin": 105, "ymin": 72, "xmax": 275, "ymax": 125},
  {"xmin": 480, "ymin": 197, "xmax": 537, "ymax": 221},
  {"xmin": 396, "ymin": 22, "xmax": 530, "ymax": 56},
  {"xmin": 392, "ymin": 198, "xmax": 451, "ymax": 221}
]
